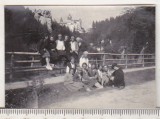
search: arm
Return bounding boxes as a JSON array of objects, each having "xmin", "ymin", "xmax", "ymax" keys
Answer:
[{"xmin": 62, "ymin": 42, "xmax": 65, "ymax": 50}]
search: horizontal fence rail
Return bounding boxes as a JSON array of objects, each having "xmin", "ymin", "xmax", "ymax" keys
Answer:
[{"xmin": 5, "ymin": 52, "xmax": 155, "ymax": 81}]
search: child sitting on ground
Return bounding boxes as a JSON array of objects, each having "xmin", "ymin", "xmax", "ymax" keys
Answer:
[
  {"xmin": 66, "ymin": 57, "xmax": 76, "ymax": 74},
  {"xmin": 101, "ymin": 65, "xmax": 112, "ymax": 87},
  {"xmin": 81, "ymin": 63, "xmax": 102, "ymax": 91},
  {"xmin": 97, "ymin": 64, "xmax": 103, "ymax": 86}
]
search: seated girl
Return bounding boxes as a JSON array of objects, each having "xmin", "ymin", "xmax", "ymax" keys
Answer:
[
  {"xmin": 101, "ymin": 65, "xmax": 112, "ymax": 87},
  {"xmin": 66, "ymin": 57, "xmax": 76, "ymax": 74},
  {"xmin": 81, "ymin": 63, "xmax": 102, "ymax": 91}
]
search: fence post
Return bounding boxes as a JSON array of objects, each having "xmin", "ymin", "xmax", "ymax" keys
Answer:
[
  {"xmin": 103, "ymin": 54, "xmax": 106, "ymax": 66},
  {"xmin": 31, "ymin": 56, "xmax": 34, "ymax": 67},
  {"xmin": 9, "ymin": 53, "xmax": 14, "ymax": 80},
  {"xmin": 142, "ymin": 54, "xmax": 145, "ymax": 67},
  {"xmin": 125, "ymin": 53, "xmax": 128, "ymax": 69}
]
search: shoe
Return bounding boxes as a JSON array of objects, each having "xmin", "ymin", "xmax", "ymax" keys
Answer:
[
  {"xmin": 86, "ymin": 88, "xmax": 91, "ymax": 92},
  {"xmin": 46, "ymin": 65, "xmax": 52, "ymax": 70},
  {"xmin": 97, "ymin": 86, "xmax": 103, "ymax": 89}
]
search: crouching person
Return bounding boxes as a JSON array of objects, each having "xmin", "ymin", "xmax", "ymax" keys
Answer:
[
  {"xmin": 38, "ymin": 34, "xmax": 52, "ymax": 70},
  {"xmin": 110, "ymin": 63, "xmax": 125, "ymax": 89}
]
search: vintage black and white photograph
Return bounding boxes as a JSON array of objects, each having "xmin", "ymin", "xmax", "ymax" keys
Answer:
[{"xmin": 5, "ymin": 5, "xmax": 155, "ymax": 108}]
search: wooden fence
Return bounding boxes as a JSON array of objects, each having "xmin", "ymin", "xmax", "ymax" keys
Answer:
[
  {"xmin": 5, "ymin": 52, "xmax": 155, "ymax": 81},
  {"xmin": 88, "ymin": 52, "xmax": 155, "ymax": 68}
]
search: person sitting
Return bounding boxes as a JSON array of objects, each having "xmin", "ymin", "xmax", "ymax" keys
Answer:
[
  {"xmin": 79, "ymin": 51, "xmax": 90, "ymax": 68},
  {"xmin": 56, "ymin": 34, "xmax": 68, "ymax": 66},
  {"xmin": 48, "ymin": 35, "xmax": 58, "ymax": 68},
  {"xmin": 110, "ymin": 63, "xmax": 125, "ymax": 89},
  {"xmin": 38, "ymin": 34, "xmax": 52, "ymax": 70},
  {"xmin": 66, "ymin": 57, "xmax": 76, "ymax": 74},
  {"xmin": 101, "ymin": 65, "xmax": 112, "ymax": 87},
  {"xmin": 64, "ymin": 35, "xmax": 71, "ymax": 60},
  {"xmin": 70, "ymin": 36, "xmax": 79, "ymax": 63},
  {"xmin": 97, "ymin": 64, "xmax": 103, "ymax": 85},
  {"xmin": 88, "ymin": 63, "xmax": 103, "ymax": 89},
  {"xmin": 64, "ymin": 68, "xmax": 84, "ymax": 92},
  {"xmin": 81, "ymin": 63, "xmax": 102, "ymax": 91},
  {"xmin": 88, "ymin": 63, "xmax": 98, "ymax": 80}
]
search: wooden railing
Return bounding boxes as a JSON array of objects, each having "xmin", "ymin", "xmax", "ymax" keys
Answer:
[
  {"xmin": 5, "ymin": 52, "xmax": 65, "ymax": 80},
  {"xmin": 5, "ymin": 52, "xmax": 155, "ymax": 81},
  {"xmin": 88, "ymin": 52, "xmax": 155, "ymax": 69}
]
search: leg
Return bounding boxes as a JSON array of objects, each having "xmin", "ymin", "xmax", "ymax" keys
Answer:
[{"xmin": 45, "ymin": 57, "xmax": 52, "ymax": 70}]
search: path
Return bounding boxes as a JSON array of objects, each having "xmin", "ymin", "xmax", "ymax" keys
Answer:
[{"xmin": 6, "ymin": 66, "xmax": 155, "ymax": 90}]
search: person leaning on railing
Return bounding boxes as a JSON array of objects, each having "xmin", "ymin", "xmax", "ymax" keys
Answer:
[
  {"xmin": 48, "ymin": 35, "xmax": 58, "ymax": 67},
  {"xmin": 70, "ymin": 36, "xmax": 79, "ymax": 63},
  {"xmin": 56, "ymin": 34, "xmax": 69, "ymax": 66},
  {"xmin": 38, "ymin": 33, "xmax": 52, "ymax": 70}
]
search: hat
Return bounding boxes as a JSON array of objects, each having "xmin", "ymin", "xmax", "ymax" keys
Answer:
[
  {"xmin": 83, "ymin": 51, "xmax": 88, "ymax": 55},
  {"xmin": 111, "ymin": 63, "xmax": 118, "ymax": 69}
]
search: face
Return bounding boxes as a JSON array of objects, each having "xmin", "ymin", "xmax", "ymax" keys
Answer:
[
  {"xmin": 99, "ymin": 66, "xmax": 102, "ymax": 70},
  {"xmin": 70, "ymin": 58, "xmax": 75, "ymax": 64},
  {"xmin": 91, "ymin": 64, "xmax": 96, "ymax": 69},
  {"xmin": 64, "ymin": 36, "xmax": 69, "ymax": 41},
  {"xmin": 103, "ymin": 66, "xmax": 108, "ymax": 72},
  {"xmin": 83, "ymin": 53, "xmax": 88, "ymax": 58},
  {"xmin": 70, "ymin": 69, "xmax": 74, "ymax": 74},
  {"xmin": 71, "ymin": 36, "xmax": 74, "ymax": 41},
  {"xmin": 113, "ymin": 66, "xmax": 119, "ymax": 70},
  {"xmin": 45, "ymin": 36, "xmax": 48, "ymax": 39},
  {"xmin": 50, "ymin": 37, "xmax": 54, "ymax": 41},
  {"xmin": 82, "ymin": 64, "xmax": 87, "ymax": 69},
  {"xmin": 58, "ymin": 35, "xmax": 62, "ymax": 40}
]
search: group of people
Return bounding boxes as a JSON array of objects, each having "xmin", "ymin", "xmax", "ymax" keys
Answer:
[
  {"xmin": 64, "ymin": 56, "xmax": 125, "ymax": 92},
  {"xmin": 38, "ymin": 33, "xmax": 83, "ymax": 70},
  {"xmin": 38, "ymin": 33, "xmax": 125, "ymax": 92}
]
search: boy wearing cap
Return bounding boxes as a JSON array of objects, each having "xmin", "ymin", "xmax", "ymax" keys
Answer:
[{"xmin": 111, "ymin": 63, "xmax": 125, "ymax": 89}]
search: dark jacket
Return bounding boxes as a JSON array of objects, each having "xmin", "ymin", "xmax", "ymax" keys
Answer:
[{"xmin": 112, "ymin": 68, "xmax": 125, "ymax": 87}]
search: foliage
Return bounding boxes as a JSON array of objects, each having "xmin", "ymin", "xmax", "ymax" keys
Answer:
[
  {"xmin": 86, "ymin": 7, "xmax": 155, "ymax": 53},
  {"xmin": 5, "ymin": 6, "xmax": 72, "ymax": 52}
]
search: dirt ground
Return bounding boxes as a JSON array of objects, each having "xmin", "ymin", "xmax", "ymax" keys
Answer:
[
  {"xmin": 5, "ymin": 68, "xmax": 155, "ymax": 108},
  {"xmin": 39, "ymin": 69, "xmax": 156, "ymax": 108}
]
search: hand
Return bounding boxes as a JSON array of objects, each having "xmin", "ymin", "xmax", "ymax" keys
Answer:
[{"xmin": 110, "ymin": 76, "xmax": 114, "ymax": 81}]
